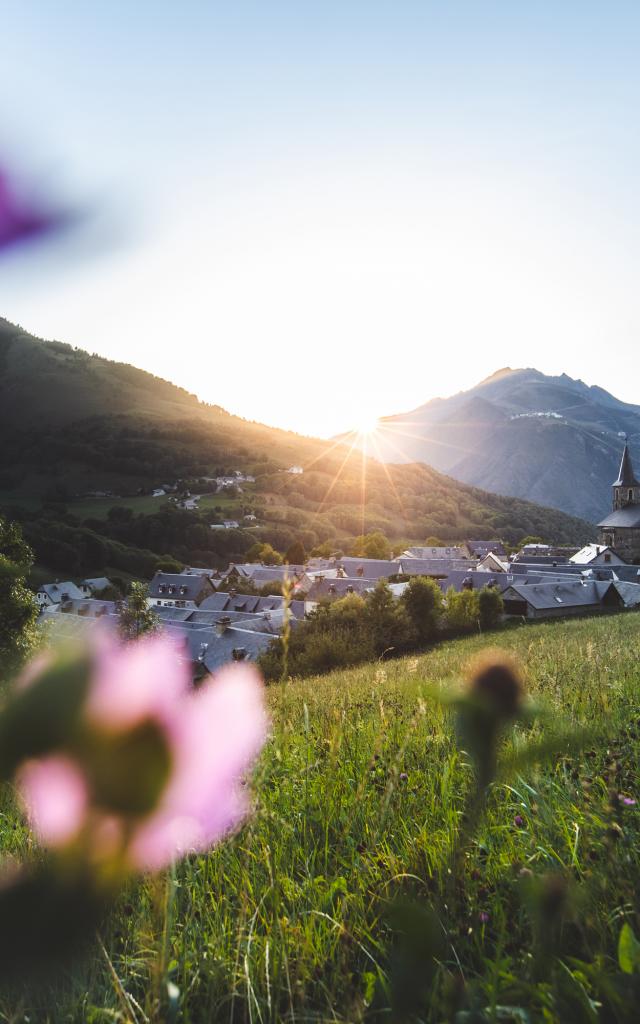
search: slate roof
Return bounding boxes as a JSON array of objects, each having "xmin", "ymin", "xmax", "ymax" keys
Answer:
[
  {"xmin": 598, "ymin": 506, "xmax": 640, "ymax": 528},
  {"xmin": 397, "ymin": 558, "xmax": 476, "ymax": 576},
  {"xmin": 201, "ymin": 629, "xmax": 274, "ymax": 673},
  {"xmin": 199, "ymin": 592, "xmax": 307, "ymax": 618},
  {"xmin": 614, "ymin": 444, "xmax": 639, "ymax": 487},
  {"xmin": 149, "ymin": 572, "xmax": 211, "ymax": 601},
  {"xmin": 59, "ymin": 598, "xmax": 118, "ymax": 617},
  {"xmin": 307, "ymin": 577, "xmax": 373, "ymax": 599},
  {"xmin": 81, "ymin": 577, "xmax": 111, "ymax": 592},
  {"xmin": 336, "ymin": 558, "xmax": 400, "ymax": 580},
  {"xmin": 38, "ymin": 581, "xmax": 85, "ymax": 602},
  {"xmin": 503, "ymin": 580, "xmax": 615, "ymax": 611},
  {"xmin": 402, "ymin": 546, "xmax": 469, "ymax": 560},
  {"xmin": 465, "ymin": 540, "xmax": 507, "ymax": 559},
  {"xmin": 612, "ymin": 581, "xmax": 640, "ymax": 608}
]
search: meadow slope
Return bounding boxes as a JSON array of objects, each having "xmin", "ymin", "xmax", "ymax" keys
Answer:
[{"xmin": 4, "ymin": 613, "xmax": 640, "ymax": 1022}]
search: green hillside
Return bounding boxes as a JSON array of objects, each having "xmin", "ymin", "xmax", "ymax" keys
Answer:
[
  {"xmin": 8, "ymin": 613, "xmax": 640, "ymax": 1021},
  {"xmin": 0, "ymin": 319, "xmax": 593, "ymax": 577}
]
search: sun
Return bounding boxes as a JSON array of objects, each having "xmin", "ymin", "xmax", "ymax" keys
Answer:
[{"xmin": 356, "ymin": 415, "xmax": 380, "ymax": 437}]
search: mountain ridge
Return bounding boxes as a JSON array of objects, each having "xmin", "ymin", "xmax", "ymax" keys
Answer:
[{"xmin": 347, "ymin": 368, "xmax": 640, "ymax": 522}]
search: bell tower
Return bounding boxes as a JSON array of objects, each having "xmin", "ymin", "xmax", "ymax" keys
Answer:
[{"xmin": 612, "ymin": 438, "xmax": 640, "ymax": 511}]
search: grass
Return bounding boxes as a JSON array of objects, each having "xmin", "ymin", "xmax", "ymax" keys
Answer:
[{"xmin": 4, "ymin": 614, "xmax": 640, "ymax": 1021}]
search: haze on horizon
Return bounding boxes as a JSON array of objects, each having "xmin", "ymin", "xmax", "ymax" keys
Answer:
[{"xmin": 1, "ymin": 1, "xmax": 639, "ymax": 439}]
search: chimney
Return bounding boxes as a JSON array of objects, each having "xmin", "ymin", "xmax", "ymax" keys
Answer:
[{"xmin": 216, "ymin": 615, "xmax": 232, "ymax": 636}]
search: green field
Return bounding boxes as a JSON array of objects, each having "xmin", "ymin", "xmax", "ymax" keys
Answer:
[{"xmin": 6, "ymin": 614, "xmax": 640, "ymax": 1021}]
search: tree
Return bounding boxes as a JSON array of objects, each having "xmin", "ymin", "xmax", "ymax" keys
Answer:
[
  {"xmin": 401, "ymin": 576, "xmax": 444, "ymax": 645},
  {"xmin": 365, "ymin": 580, "xmax": 412, "ymax": 657},
  {"xmin": 285, "ymin": 540, "xmax": 307, "ymax": 565},
  {"xmin": 351, "ymin": 531, "xmax": 391, "ymax": 560},
  {"xmin": 424, "ymin": 536, "xmax": 445, "ymax": 546},
  {"xmin": 118, "ymin": 582, "xmax": 158, "ymax": 641},
  {"xmin": 444, "ymin": 588, "xmax": 480, "ymax": 634},
  {"xmin": 478, "ymin": 587, "xmax": 504, "ymax": 630},
  {"xmin": 0, "ymin": 517, "xmax": 38, "ymax": 678}
]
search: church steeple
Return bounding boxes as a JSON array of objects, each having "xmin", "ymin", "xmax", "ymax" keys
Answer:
[
  {"xmin": 614, "ymin": 442, "xmax": 639, "ymax": 488},
  {"xmin": 612, "ymin": 439, "xmax": 640, "ymax": 510}
]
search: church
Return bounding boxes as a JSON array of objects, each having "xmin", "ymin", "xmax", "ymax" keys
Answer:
[{"xmin": 598, "ymin": 441, "xmax": 640, "ymax": 564}]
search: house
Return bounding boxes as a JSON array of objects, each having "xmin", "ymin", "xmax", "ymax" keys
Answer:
[
  {"xmin": 181, "ymin": 566, "xmax": 218, "ymax": 579},
  {"xmin": 287, "ymin": 465, "xmax": 304, "ymax": 474},
  {"xmin": 336, "ymin": 558, "xmax": 400, "ymax": 581},
  {"xmin": 152, "ymin": 488, "xmax": 166, "ymax": 498},
  {"xmin": 148, "ymin": 572, "xmax": 215, "ymax": 609},
  {"xmin": 223, "ymin": 520, "xmax": 240, "ymax": 529},
  {"xmin": 396, "ymin": 557, "xmax": 476, "ymax": 576},
  {"xmin": 466, "ymin": 540, "xmax": 507, "ymax": 560},
  {"xmin": 306, "ymin": 577, "xmax": 373, "ymax": 600},
  {"xmin": 80, "ymin": 577, "xmax": 112, "ymax": 597},
  {"xmin": 476, "ymin": 552, "xmax": 509, "ymax": 573},
  {"xmin": 569, "ymin": 544, "xmax": 624, "ymax": 566},
  {"xmin": 501, "ymin": 580, "xmax": 622, "ymax": 620},
  {"xmin": 598, "ymin": 441, "xmax": 640, "ymax": 563},
  {"xmin": 401, "ymin": 545, "xmax": 470, "ymax": 560},
  {"xmin": 36, "ymin": 581, "xmax": 84, "ymax": 609},
  {"xmin": 59, "ymin": 598, "xmax": 118, "ymax": 618}
]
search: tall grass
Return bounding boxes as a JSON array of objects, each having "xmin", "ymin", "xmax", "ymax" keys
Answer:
[{"xmin": 7, "ymin": 613, "xmax": 640, "ymax": 1022}]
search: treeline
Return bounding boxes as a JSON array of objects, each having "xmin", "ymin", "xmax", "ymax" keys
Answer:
[{"xmin": 258, "ymin": 577, "xmax": 504, "ymax": 680}]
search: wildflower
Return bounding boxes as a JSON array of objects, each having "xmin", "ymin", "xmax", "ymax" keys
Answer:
[
  {"xmin": 513, "ymin": 814, "xmax": 525, "ymax": 829},
  {"xmin": 468, "ymin": 650, "xmax": 524, "ymax": 718},
  {"xmin": 621, "ymin": 796, "xmax": 636, "ymax": 806},
  {"xmin": 454, "ymin": 650, "xmax": 526, "ymax": 794},
  {"xmin": 16, "ymin": 632, "xmax": 268, "ymax": 872},
  {"xmin": 399, "ymin": 772, "xmax": 409, "ymax": 783},
  {"xmin": 479, "ymin": 911, "xmax": 490, "ymax": 924}
]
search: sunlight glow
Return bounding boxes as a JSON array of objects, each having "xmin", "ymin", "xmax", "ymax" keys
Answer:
[{"xmin": 355, "ymin": 416, "xmax": 380, "ymax": 438}]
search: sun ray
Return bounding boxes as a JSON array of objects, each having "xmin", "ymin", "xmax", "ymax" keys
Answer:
[
  {"xmin": 311, "ymin": 431, "xmax": 361, "ymax": 522},
  {"xmin": 369, "ymin": 432, "xmax": 407, "ymax": 518},
  {"xmin": 302, "ymin": 430, "xmax": 358, "ymax": 472}
]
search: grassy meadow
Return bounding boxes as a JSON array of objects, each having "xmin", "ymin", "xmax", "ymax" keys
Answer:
[{"xmin": 5, "ymin": 613, "xmax": 640, "ymax": 1022}]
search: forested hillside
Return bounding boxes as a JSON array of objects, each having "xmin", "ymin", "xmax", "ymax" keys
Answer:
[{"xmin": 0, "ymin": 320, "xmax": 593, "ymax": 579}]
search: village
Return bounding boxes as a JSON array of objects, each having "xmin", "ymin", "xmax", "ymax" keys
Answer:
[{"xmin": 34, "ymin": 441, "xmax": 640, "ymax": 679}]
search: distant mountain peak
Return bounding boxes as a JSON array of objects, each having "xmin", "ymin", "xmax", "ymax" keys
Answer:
[{"xmin": 477, "ymin": 367, "xmax": 521, "ymax": 385}]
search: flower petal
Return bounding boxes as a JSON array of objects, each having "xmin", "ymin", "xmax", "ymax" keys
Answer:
[{"xmin": 18, "ymin": 755, "xmax": 88, "ymax": 846}]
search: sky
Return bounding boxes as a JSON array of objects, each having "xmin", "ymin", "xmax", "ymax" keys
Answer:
[{"xmin": 1, "ymin": 1, "xmax": 639, "ymax": 438}]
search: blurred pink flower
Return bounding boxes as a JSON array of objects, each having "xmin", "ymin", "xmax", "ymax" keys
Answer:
[
  {"xmin": 17, "ymin": 632, "xmax": 268, "ymax": 871},
  {"xmin": 18, "ymin": 755, "xmax": 88, "ymax": 846},
  {"xmin": 0, "ymin": 169, "xmax": 64, "ymax": 252},
  {"xmin": 127, "ymin": 661, "xmax": 269, "ymax": 870}
]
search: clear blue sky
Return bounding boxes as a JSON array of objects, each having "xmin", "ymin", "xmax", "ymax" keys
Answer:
[{"xmin": 1, "ymin": 2, "xmax": 639, "ymax": 436}]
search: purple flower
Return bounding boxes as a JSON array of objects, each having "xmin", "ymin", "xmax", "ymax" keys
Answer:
[
  {"xmin": 479, "ymin": 911, "xmax": 490, "ymax": 924},
  {"xmin": 513, "ymin": 814, "xmax": 525, "ymax": 829},
  {"xmin": 0, "ymin": 168, "xmax": 66, "ymax": 253},
  {"xmin": 399, "ymin": 772, "xmax": 408, "ymax": 783},
  {"xmin": 621, "ymin": 796, "xmax": 636, "ymax": 806},
  {"xmin": 17, "ymin": 632, "xmax": 268, "ymax": 872}
]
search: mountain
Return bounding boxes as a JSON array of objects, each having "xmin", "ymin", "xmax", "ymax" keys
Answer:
[
  {"xmin": 0, "ymin": 321, "xmax": 592, "ymax": 564},
  {"xmin": 349, "ymin": 368, "xmax": 640, "ymax": 523}
]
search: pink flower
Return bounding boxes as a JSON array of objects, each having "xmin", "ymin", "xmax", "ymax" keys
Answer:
[
  {"xmin": 16, "ymin": 632, "xmax": 268, "ymax": 872},
  {"xmin": 18, "ymin": 755, "xmax": 88, "ymax": 846},
  {"xmin": 127, "ymin": 662, "xmax": 268, "ymax": 870}
]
